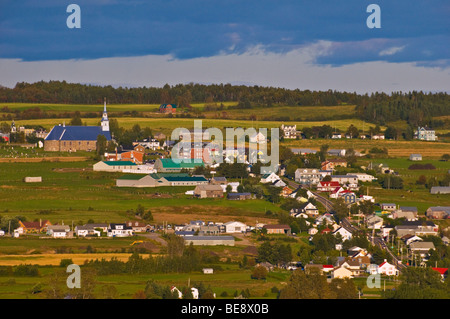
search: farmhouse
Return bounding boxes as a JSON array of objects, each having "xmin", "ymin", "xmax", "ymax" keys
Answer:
[
  {"xmin": 194, "ymin": 184, "xmax": 224, "ymax": 198},
  {"xmin": 107, "ymin": 223, "xmax": 134, "ymax": 237},
  {"xmin": 280, "ymin": 124, "xmax": 298, "ymax": 139},
  {"xmin": 426, "ymin": 206, "xmax": 450, "ymax": 219},
  {"xmin": 263, "ymin": 224, "xmax": 291, "ymax": 235},
  {"xmin": 414, "ymin": 126, "xmax": 436, "ymax": 141},
  {"xmin": 224, "ymin": 221, "xmax": 248, "ymax": 233},
  {"xmin": 17, "ymin": 220, "xmax": 52, "ymax": 234},
  {"xmin": 44, "ymin": 99, "xmax": 111, "ymax": 152},
  {"xmin": 47, "ymin": 225, "xmax": 71, "ymax": 238}
]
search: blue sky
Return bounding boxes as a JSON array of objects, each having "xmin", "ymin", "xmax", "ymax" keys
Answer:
[{"xmin": 0, "ymin": 0, "xmax": 449, "ymax": 92}]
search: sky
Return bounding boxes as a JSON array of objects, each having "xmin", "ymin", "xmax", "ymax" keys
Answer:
[{"xmin": 0, "ymin": 0, "xmax": 449, "ymax": 93}]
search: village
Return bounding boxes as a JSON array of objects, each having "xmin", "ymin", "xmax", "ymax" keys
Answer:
[{"xmin": 0, "ymin": 100, "xmax": 449, "ymax": 300}]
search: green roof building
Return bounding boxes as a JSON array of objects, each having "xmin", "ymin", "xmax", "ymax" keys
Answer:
[{"xmin": 154, "ymin": 158, "xmax": 204, "ymax": 173}]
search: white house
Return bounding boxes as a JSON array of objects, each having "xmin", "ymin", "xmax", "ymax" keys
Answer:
[
  {"xmin": 107, "ymin": 223, "xmax": 134, "ymax": 237},
  {"xmin": 260, "ymin": 172, "xmax": 280, "ymax": 184},
  {"xmin": 377, "ymin": 260, "xmax": 399, "ymax": 276},
  {"xmin": 332, "ymin": 266, "xmax": 353, "ymax": 279},
  {"xmin": 224, "ymin": 221, "xmax": 247, "ymax": 233},
  {"xmin": 250, "ymin": 132, "xmax": 267, "ymax": 144},
  {"xmin": 47, "ymin": 225, "xmax": 71, "ymax": 238},
  {"xmin": 332, "ymin": 226, "xmax": 353, "ymax": 241}
]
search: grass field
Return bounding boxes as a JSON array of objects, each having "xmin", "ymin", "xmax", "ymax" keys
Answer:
[
  {"xmin": 11, "ymin": 117, "xmax": 380, "ymax": 135},
  {"xmin": 283, "ymin": 138, "xmax": 450, "ymax": 158}
]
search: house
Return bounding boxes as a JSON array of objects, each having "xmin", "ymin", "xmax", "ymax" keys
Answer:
[
  {"xmin": 426, "ymin": 206, "xmax": 450, "ymax": 219},
  {"xmin": 126, "ymin": 221, "xmax": 149, "ymax": 233},
  {"xmin": 327, "ymin": 149, "xmax": 346, "ymax": 157},
  {"xmin": 381, "ymin": 203, "xmax": 396, "ymax": 212},
  {"xmin": 331, "ymin": 175, "xmax": 358, "ymax": 186},
  {"xmin": 224, "ymin": 221, "xmax": 247, "ymax": 233},
  {"xmin": 308, "ymin": 227, "xmax": 318, "ymax": 235},
  {"xmin": 332, "ymin": 226, "xmax": 353, "ymax": 241},
  {"xmin": 331, "ymin": 133, "xmax": 342, "ymax": 139},
  {"xmin": 194, "ymin": 184, "xmax": 224, "ymax": 198},
  {"xmin": 227, "ymin": 193, "xmax": 253, "ymax": 200},
  {"xmin": 75, "ymin": 224, "xmax": 106, "ymax": 237},
  {"xmin": 44, "ymin": 100, "xmax": 111, "ymax": 151},
  {"xmin": 401, "ymin": 234, "xmax": 423, "ymax": 246},
  {"xmin": 260, "ymin": 172, "xmax": 280, "ymax": 184},
  {"xmin": 409, "ymin": 154, "xmax": 422, "ymax": 161},
  {"xmin": 315, "ymin": 213, "xmax": 335, "ymax": 226},
  {"xmin": 47, "ymin": 225, "xmax": 71, "ymax": 238},
  {"xmin": 365, "ymin": 214, "xmax": 384, "ymax": 230},
  {"xmin": 249, "ymin": 131, "xmax": 267, "ymax": 144},
  {"xmin": 329, "ymin": 186, "xmax": 345, "ymax": 199},
  {"xmin": 133, "ymin": 139, "xmax": 160, "ymax": 151},
  {"xmin": 349, "ymin": 172, "xmax": 377, "ymax": 183},
  {"xmin": 395, "ymin": 221, "xmax": 439, "ymax": 237},
  {"xmin": 281, "ymin": 186, "xmax": 293, "ymax": 197},
  {"xmin": 371, "ymin": 134, "xmax": 385, "ymax": 140},
  {"xmin": 430, "ymin": 187, "xmax": 450, "ymax": 195},
  {"xmin": 377, "ymin": 260, "xmax": 399, "ymax": 276},
  {"xmin": 17, "ymin": 220, "xmax": 52, "ymax": 234},
  {"xmin": 154, "ymin": 158, "xmax": 204, "ymax": 173},
  {"xmin": 340, "ymin": 190, "xmax": 357, "ymax": 204},
  {"xmin": 317, "ymin": 181, "xmax": 341, "ymax": 192},
  {"xmin": 117, "ymin": 145, "xmax": 145, "ymax": 164},
  {"xmin": 393, "ymin": 207, "xmax": 418, "ymax": 221},
  {"xmin": 270, "ymin": 179, "xmax": 286, "ymax": 188},
  {"xmin": 107, "ymin": 223, "xmax": 134, "ymax": 237},
  {"xmin": 202, "ymin": 268, "xmax": 214, "ymax": 274},
  {"xmin": 321, "ymin": 159, "xmax": 347, "ymax": 171},
  {"xmin": 432, "ymin": 268, "xmax": 448, "ymax": 280},
  {"xmin": 210, "ymin": 176, "xmax": 227, "ymax": 185},
  {"xmin": 280, "ymin": 124, "xmax": 298, "ymax": 139},
  {"xmin": 93, "ymin": 161, "xmax": 138, "ymax": 172},
  {"xmin": 414, "ymin": 126, "xmax": 436, "ymax": 141},
  {"xmin": 299, "ymin": 202, "xmax": 319, "ymax": 217},
  {"xmin": 410, "ymin": 242, "xmax": 435, "ymax": 257},
  {"xmin": 263, "ymin": 224, "xmax": 291, "ymax": 235},
  {"xmin": 332, "ymin": 266, "xmax": 354, "ymax": 279},
  {"xmin": 159, "ymin": 104, "xmax": 177, "ymax": 114},
  {"xmin": 294, "ymin": 168, "xmax": 331, "ymax": 185}
]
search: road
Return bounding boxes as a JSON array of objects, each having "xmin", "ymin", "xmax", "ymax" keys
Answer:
[{"xmin": 286, "ymin": 176, "xmax": 407, "ymax": 271}]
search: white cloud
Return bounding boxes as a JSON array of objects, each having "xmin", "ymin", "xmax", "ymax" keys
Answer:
[
  {"xmin": 379, "ymin": 46, "xmax": 405, "ymax": 56},
  {"xmin": 0, "ymin": 43, "xmax": 449, "ymax": 94}
]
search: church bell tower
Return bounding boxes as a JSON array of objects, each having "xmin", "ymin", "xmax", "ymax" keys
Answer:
[{"xmin": 101, "ymin": 97, "xmax": 110, "ymax": 132}]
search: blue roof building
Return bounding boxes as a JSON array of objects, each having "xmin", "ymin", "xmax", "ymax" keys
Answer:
[{"xmin": 44, "ymin": 99, "xmax": 111, "ymax": 152}]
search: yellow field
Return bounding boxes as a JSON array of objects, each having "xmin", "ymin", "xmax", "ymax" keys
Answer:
[{"xmin": 0, "ymin": 253, "xmax": 151, "ymax": 266}]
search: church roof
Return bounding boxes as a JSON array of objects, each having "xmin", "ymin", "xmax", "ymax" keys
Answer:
[{"xmin": 45, "ymin": 125, "xmax": 111, "ymax": 141}]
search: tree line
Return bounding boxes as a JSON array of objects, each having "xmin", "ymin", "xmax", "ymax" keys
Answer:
[{"xmin": 1, "ymin": 81, "xmax": 448, "ymax": 127}]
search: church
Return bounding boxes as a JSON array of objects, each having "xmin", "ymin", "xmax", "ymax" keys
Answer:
[{"xmin": 44, "ymin": 99, "xmax": 112, "ymax": 152}]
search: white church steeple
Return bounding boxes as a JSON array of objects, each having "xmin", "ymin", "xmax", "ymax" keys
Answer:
[{"xmin": 101, "ymin": 97, "xmax": 110, "ymax": 132}]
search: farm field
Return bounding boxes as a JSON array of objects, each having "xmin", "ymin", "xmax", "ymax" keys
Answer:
[
  {"xmin": 10, "ymin": 117, "xmax": 379, "ymax": 136},
  {"xmin": 283, "ymin": 139, "xmax": 450, "ymax": 159},
  {"xmin": 0, "ymin": 160, "xmax": 281, "ymax": 226}
]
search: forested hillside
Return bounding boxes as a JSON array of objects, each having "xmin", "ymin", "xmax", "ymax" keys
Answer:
[{"xmin": 0, "ymin": 81, "xmax": 448, "ymax": 127}]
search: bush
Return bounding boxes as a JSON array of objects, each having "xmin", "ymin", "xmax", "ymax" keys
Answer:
[
  {"xmin": 408, "ymin": 163, "xmax": 436, "ymax": 170},
  {"xmin": 251, "ymin": 266, "xmax": 268, "ymax": 280}
]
